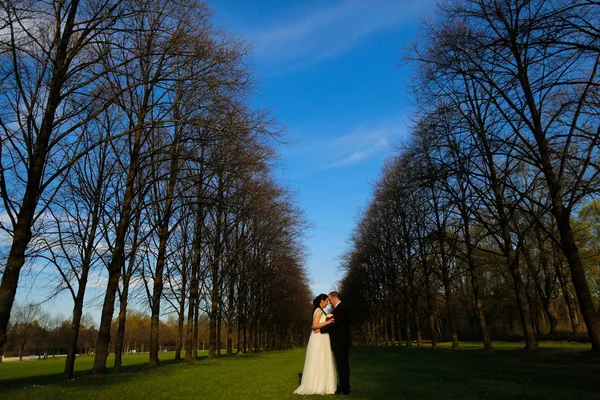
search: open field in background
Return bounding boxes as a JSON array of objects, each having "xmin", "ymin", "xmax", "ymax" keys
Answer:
[{"xmin": 0, "ymin": 343, "xmax": 598, "ymax": 400}]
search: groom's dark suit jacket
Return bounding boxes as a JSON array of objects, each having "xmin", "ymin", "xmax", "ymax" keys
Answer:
[{"xmin": 320, "ymin": 301, "xmax": 351, "ymax": 347}]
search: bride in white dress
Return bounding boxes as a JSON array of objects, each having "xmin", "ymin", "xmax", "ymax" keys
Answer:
[{"xmin": 294, "ymin": 294, "xmax": 337, "ymax": 395}]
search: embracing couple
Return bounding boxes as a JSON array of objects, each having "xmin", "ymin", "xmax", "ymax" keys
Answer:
[{"xmin": 294, "ymin": 291, "xmax": 351, "ymax": 396}]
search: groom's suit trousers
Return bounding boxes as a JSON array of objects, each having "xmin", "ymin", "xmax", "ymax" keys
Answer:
[{"xmin": 332, "ymin": 344, "xmax": 350, "ymax": 393}]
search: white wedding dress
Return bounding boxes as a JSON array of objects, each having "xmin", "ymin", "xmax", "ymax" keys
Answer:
[{"xmin": 294, "ymin": 308, "xmax": 337, "ymax": 395}]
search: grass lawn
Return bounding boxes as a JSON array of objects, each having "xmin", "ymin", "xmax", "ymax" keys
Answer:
[{"xmin": 0, "ymin": 342, "xmax": 598, "ymax": 399}]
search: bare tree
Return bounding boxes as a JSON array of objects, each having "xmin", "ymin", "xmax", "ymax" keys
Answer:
[
  {"xmin": 39, "ymin": 110, "xmax": 117, "ymax": 378},
  {"xmin": 0, "ymin": 0, "xmax": 127, "ymax": 350},
  {"xmin": 9, "ymin": 303, "xmax": 42, "ymax": 360}
]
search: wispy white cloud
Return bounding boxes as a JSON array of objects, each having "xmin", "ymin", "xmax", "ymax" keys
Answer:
[
  {"xmin": 328, "ymin": 150, "xmax": 371, "ymax": 168},
  {"xmin": 284, "ymin": 120, "xmax": 408, "ymax": 172},
  {"xmin": 87, "ymin": 273, "xmax": 109, "ymax": 289},
  {"xmin": 242, "ymin": 0, "xmax": 437, "ymax": 71},
  {"xmin": 323, "ymin": 129, "xmax": 392, "ymax": 169}
]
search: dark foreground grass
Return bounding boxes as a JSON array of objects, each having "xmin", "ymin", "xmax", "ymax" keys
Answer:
[{"xmin": 0, "ymin": 342, "xmax": 598, "ymax": 399}]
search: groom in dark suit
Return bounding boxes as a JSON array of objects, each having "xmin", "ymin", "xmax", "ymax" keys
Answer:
[{"xmin": 318, "ymin": 291, "xmax": 351, "ymax": 395}]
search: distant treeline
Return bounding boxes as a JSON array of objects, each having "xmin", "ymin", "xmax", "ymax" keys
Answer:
[{"xmin": 2, "ymin": 305, "xmax": 249, "ymax": 360}]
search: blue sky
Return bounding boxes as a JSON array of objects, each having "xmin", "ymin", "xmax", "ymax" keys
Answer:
[
  {"xmin": 209, "ymin": 0, "xmax": 438, "ymax": 295},
  {"xmin": 14, "ymin": 0, "xmax": 438, "ymax": 322}
]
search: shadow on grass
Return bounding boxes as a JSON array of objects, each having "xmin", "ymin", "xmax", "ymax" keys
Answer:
[
  {"xmin": 0, "ymin": 356, "xmax": 206, "ymax": 392},
  {"xmin": 346, "ymin": 346, "xmax": 599, "ymax": 400}
]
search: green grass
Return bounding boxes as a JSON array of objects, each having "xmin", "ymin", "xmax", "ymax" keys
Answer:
[
  {"xmin": 0, "ymin": 352, "xmax": 176, "ymax": 382},
  {"xmin": 1, "ymin": 343, "xmax": 598, "ymax": 399}
]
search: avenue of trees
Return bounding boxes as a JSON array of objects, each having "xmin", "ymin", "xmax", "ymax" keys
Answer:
[
  {"xmin": 0, "ymin": 0, "xmax": 312, "ymax": 378},
  {"xmin": 340, "ymin": 0, "xmax": 600, "ymax": 353}
]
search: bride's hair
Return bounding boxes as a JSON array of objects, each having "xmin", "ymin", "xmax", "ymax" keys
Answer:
[{"xmin": 312, "ymin": 293, "xmax": 328, "ymax": 312}]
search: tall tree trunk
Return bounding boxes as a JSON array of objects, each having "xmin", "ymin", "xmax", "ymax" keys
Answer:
[
  {"xmin": 149, "ymin": 130, "xmax": 181, "ymax": 366},
  {"xmin": 217, "ymin": 312, "xmax": 222, "ymax": 357},
  {"xmin": 113, "ymin": 232, "xmax": 139, "ymax": 373},
  {"xmin": 382, "ymin": 315, "xmax": 389, "ymax": 346},
  {"xmin": 522, "ymin": 238, "xmax": 558, "ymax": 335},
  {"xmin": 193, "ymin": 293, "xmax": 200, "ymax": 358},
  {"xmin": 242, "ymin": 308, "xmax": 248, "ymax": 353},
  {"xmin": 184, "ymin": 268, "xmax": 197, "ymax": 362},
  {"xmin": 392, "ymin": 301, "xmax": 402, "ymax": 346},
  {"xmin": 65, "ymin": 291, "xmax": 85, "ymax": 379},
  {"xmin": 439, "ymin": 242, "xmax": 459, "ymax": 349},
  {"xmin": 428, "ymin": 307, "xmax": 437, "ymax": 348},
  {"xmin": 455, "ymin": 166, "xmax": 492, "ymax": 349},
  {"xmin": 64, "ymin": 256, "xmax": 94, "ymax": 377},
  {"xmin": 556, "ymin": 260, "xmax": 580, "ymax": 334},
  {"xmin": 226, "ymin": 270, "xmax": 236, "ymax": 357},
  {"xmin": 248, "ymin": 318, "xmax": 254, "ymax": 353},
  {"xmin": 254, "ymin": 318, "xmax": 260, "ymax": 352},
  {"xmin": 554, "ymin": 212, "xmax": 600, "ymax": 351},
  {"xmin": 93, "ymin": 0, "xmax": 182, "ymax": 366},
  {"xmin": 466, "ymin": 241, "xmax": 492, "ymax": 349},
  {"xmin": 113, "ymin": 281, "xmax": 130, "ymax": 373},
  {"xmin": 476, "ymin": 123, "xmax": 537, "ymax": 350},
  {"xmin": 175, "ymin": 264, "xmax": 187, "ymax": 362},
  {"xmin": 536, "ymin": 229, "xmax": 559, "ymax": 334},
  {"xmin": 93, "ymin": 111, "xmax": 147, "ymax": 374},
  {"xmin": 386, "ymin": 313, "xmax": 393, "ymax": 347},
  {"xmin": 413, "ymin": 302, "xmax": 423, "ymax": 347},
  {"xmin": 237, "ymin": 278, "xmax": 246, "ymax": 354},
  {"xmin": 424, "ymin": 273, "xmax": 437, "ymax": 348},
  {"xmin": 506, "ymin": 247, "xmax": 538, "ymax": 349},
  {"xmin": 185, "ymin": 190, "xmax": 204, "ymax": 362},
  {"xmin": 65, "ymin": 154, "xmax": 107, "ymax": 379},
  {"xmin": 235, "ymin": 319, "xmax": 241, "ymax": 355},
  {"xmin": 209, "ymin": 180, "xmax": 224, "ymax": 359},
  {"xmin": 93, "ymin": 261, "xmax": 123, "ymax": 373},
  {"xmin": 404, "ymin": 307, "xmax": 411, "ymax": 347},
  {"xmin": 443, "ymin": 277, "xmax": 459, "ymax": 349}
]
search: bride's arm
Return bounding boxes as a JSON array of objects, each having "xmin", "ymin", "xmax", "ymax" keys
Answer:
[{"xmin": 312, "ymin": 309, "xmax": 334, "ymax": 329}]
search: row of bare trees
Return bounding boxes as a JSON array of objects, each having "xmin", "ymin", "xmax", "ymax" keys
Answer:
[
  {"xmin": 0, "ymin": 0, "xmax": 312, "ymax": 379},
  {"xmin": 339, "ymin": 0, "xmax": 600, "ymax": 353}
]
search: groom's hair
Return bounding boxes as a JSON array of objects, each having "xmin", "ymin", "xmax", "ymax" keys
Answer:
[{"xmin": 328, "ymin": 291, "xmax": 341, "ymax": 300}]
